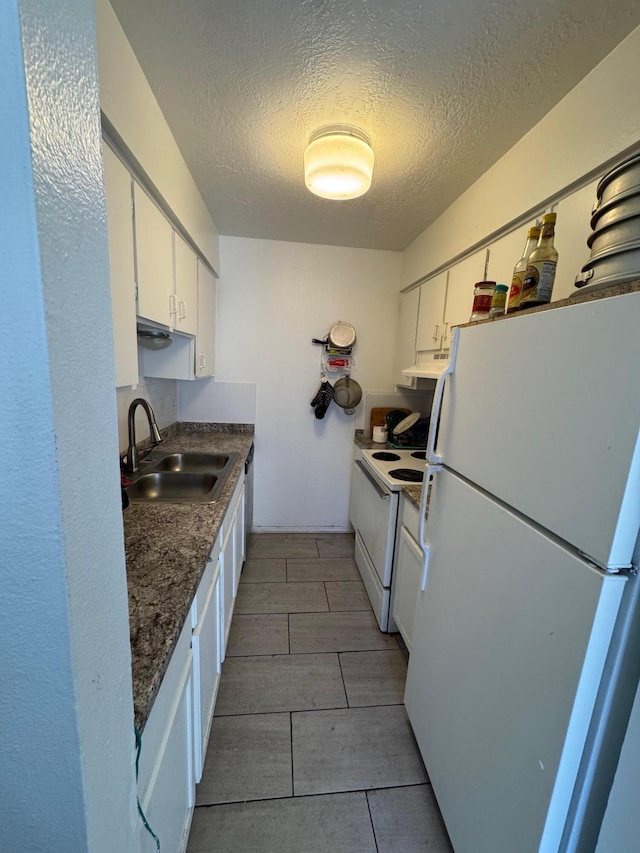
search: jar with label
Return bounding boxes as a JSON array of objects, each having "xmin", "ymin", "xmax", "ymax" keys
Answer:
[
  {"xmin": 489, "ymin": 284, "xmax": 509, "ymax": 318},
  {"xmin": 521, "ymin": 213, "xmax": 559, "ymax": 308},
  {"xmin": 469, "ymin": 281, "xmax": 496, "ymax": 321},
  {"xmin": 508, "ymin": 225, "xmax": 540, "ymax": 313}
]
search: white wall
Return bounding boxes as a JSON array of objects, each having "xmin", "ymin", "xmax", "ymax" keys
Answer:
[
  {"xmin": 1, "ymin": 1, "xmax": 138, "ymax": 851},
  {"xmin": 402, "ymin": 24, "xmax": 640, "ymax": 289},
  {"xmin": 94, "ymin": 0, "xmax": 220, "ymax": 272},
  {"xmin": 212, "ymin": 236, "xmax": 402, "ymax": 530}
]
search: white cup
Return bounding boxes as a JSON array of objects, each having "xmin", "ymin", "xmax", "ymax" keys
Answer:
[{"xmin": 372, "ymin": 426, "xmax": 388, "ymax": 444}]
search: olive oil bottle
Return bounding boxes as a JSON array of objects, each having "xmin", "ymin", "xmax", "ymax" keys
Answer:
[
  {"xmin": 521, "ymin": 213, "xmax": 558, "ymax": 308},
  {"xmin": 507, "ymin": 225, "xmax": 540, "ymax": 313}
]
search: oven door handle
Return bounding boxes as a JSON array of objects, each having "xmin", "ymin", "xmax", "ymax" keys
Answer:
[{"xmin": 355, "ymin": 459, "xmax": 390, "ymax": 500}]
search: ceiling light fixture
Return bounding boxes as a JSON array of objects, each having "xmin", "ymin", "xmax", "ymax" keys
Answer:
[{"xmin": 304, "ymin": 125, "xmax": 374, "ymax": 200}]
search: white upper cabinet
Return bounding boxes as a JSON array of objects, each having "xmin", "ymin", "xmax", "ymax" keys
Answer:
[
  {"xmin": 394, "ymin": 288, "xmax": 420, "ymax": 388},
  {"xmin": 442, "ymin": 250, "xmax": 485, "ymax": 346},
  {"xmin": 133, "ymin": 182, "xmax": 174, "ymax": 327},
  {"xmin": 416, "ymin": 271, "xmax": 447, "ymax": 353},
  {"xmin": 102, "ymin": 144, "xmax": 138, "ymax": 388},
  {"xmin": 173, "ymin": 232, "xmax": 198, "ymax": 336},
  {"xmin": 196, "ymin": 260, "xmax": 216, "ymax": 378}
]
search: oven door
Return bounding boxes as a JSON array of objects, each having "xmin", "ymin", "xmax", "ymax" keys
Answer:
[{"xmin": 351, "ymin": 459, "xmax": 398, "ymax": 588}]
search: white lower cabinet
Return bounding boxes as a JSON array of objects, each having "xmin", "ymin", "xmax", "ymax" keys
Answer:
[
  {"xmin": 136, "ymin": 471, "xmax": 246, "ymax": 850},
  {"xmin": 391, "ymin": 522, "xmax": 423, "ymax": 653},
  {"xmin": 234, "ymin": 493, "xmax": 246, "ymax": 589},
  {"xmin": 191, "ymin": 558, "xmax": 222, "ymax": 783},
  {"xmin": 137, "ymin": 617, "xmax": 194, "ymax": 853},
  {"xmin": 220, "ymin": 477, "xmax": 245, "ymax": 658}
]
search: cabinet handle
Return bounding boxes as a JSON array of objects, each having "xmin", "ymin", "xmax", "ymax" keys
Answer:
[
  {"xmin": 432, "ymin": 323, "xmax": 439, "ymax": 342},
  {"xmin": 442, "ymin": 321, "xmax": 449, "ymax": 342},
  {"xmin": 169, "ymin": 294, "xmax": 177, "ymax": 316},
  {"xmin": 178, "ymin": 300, "xmax": 186, "ymax": 320},
  {"xmin": 199, "ymin": 354, "xmax": 206, "ymax": 371}
]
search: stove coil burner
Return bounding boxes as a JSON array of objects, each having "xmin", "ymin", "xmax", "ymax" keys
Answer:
[
  {"xmin": 411, "ymin": 451, "xmax": 427, "ymax": 460},
  {"xmin": 389, "ymin": 468, "xmax": 424, "ymax": 483},
  {"xmin": 372, "ymin": 452, "xmax": 401, "ymax": 461}
]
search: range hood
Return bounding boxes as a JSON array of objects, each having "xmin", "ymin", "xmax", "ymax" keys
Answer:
[{"xmin": 402, "ymin": 359, "xmax": 449, "ymax": 380}]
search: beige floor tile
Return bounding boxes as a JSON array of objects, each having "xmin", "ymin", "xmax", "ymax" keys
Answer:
[
  {"xmin": 325, "ymin": 580, "xmax": 372, "ymax": 611},
  {"xmin": 196, "ymin": 713, "xmax": 292, "ymax": 805},
  {"xmin": 317, "ymin": 535, "xmax": 356, "ymax": 558},
  {"xmin": 225, "ymin": 614, "xmax": 289, "ymax": 656},
  {"xmin": 246, "ymin": 538, "xmax": 319, "ymax": 559},
  {"xmin": 287, "ymin": 558, "xmax": 360, "ymax": 582},
  {"xmin": 292, "ymin": 705, "xmax": 427, "ymax": 795},
  {"xmin": 239, "ymin": 558, "xmax": 287, "ymax": 583},
  {"xmin": 187, "ymin": 792, "xmax": 377, "ymax": 852},
  {"xmin": 215, "ymin": 653, "xmax": 347, "ymax": 715},
  {"xmin": 234, "ymin": 581, "xmax": 328, "ymax": 614},
  {"xmin": 339, "ymin": 649, "xmax": 407, "ymax": 706},
  {"xmin": 289, "ymin": 611, "xmax": 398, "ymax": 653},
  {"xmin": 367, "ymin": 785, "xmax": 454, "ymax": 852}
]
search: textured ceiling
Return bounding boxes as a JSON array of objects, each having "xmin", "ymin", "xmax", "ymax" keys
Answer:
[{"xmin": 109, "ymin": 0, "xmax": 640, "ymax": 251}]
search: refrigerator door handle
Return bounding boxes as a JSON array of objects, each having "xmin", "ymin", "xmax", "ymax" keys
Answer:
[
  {"xmin": 426, "ymin": 326, "xmax": 459, "ymax": 464},
  {"xmin": 418, "ymin": 463, "xmax": 441, "ymax": 587}
]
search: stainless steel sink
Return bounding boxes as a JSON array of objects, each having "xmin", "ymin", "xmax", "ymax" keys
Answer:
[
  {"xmin": 126, "ymin": 472, "xmax": 218, "ymax": 502},
  {"xmin": 126, "ymin": 451, "xmax": 240, "ymax": 503},
  {"xmin": 153, "ymin": 452, "xmax": 230, "ymax": 472}
]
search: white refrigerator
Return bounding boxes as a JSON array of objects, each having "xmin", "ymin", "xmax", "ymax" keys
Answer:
[{"xmin": 404, "ymin": 292, "xmax": 640, "ymax": 853}]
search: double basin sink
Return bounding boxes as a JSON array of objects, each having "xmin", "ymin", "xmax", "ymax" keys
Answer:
[{"xmin": 126, "ymin": 451, "xmax": 240, "ymax": 504}]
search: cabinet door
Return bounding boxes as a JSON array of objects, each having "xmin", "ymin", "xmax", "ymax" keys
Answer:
[
  {"xmin": 394, "ymin": 288, "xmax": 420, "ymax": 388},
  {"xmin": 234, "ymin": 485, "xmax": 246, "ymax": 588},
  {"xmin": 415, "ymin": 271, "xmax": 447, "ymax": 353},
  {"xmin": 442, "ymin": 250, "xmax": 485, "ymax": 347},
  {"xmin": 134, "ymin": 183, "xmax": 174, "ymax": 327},
  {"xmin": 102, "ymin": 144, "xmax": 138, "ymax": 388},
  {"xmin": 192, "ymin": 561, "xmax": 221, "ymax": 782},
  {"xmin": 196, "ymin": 260, "xmax": 216, "ymax": 377},
  {"xmin": 174, "ymin": 232, "xmax": 198, "ymax": 336},
  {"xmin": 139, "ymin": 650, "xmax": 194, "ymax": 853},
  {"xmin": 220, "ymin": 525, "xmax": 236, "ymax": 659},
  {"xmin": 391, "ymin": 524, "xmax": 423, "ymax": 652}
]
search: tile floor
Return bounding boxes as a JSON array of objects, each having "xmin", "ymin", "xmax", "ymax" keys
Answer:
[{"xmin": 187, "ymin": 532, "xmax": 454, "ymax": 852}]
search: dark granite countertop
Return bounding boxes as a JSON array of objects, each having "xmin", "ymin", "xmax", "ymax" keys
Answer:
[{"xmin": 123, "ymin": 422, "xmax": 254, "ymax": 730}]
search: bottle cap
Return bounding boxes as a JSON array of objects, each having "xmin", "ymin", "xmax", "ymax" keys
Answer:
[
  {"xmin": 474, "ymin": 280, "xmax": 496, "ymax": 288},
  {"xmin": 542, "ymin": 212, "xmax": 557, "ymax": 224},
  {"xmin": 494, "ymin": 284, "xmax": 509, "ymax": 292},
  {"xmin": 527, "ymin": 225, "xmax": 541, "ymax": 237}
]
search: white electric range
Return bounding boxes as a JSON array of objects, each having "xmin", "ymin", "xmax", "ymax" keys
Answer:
[
  {"xmin": 350, "ymin": 447, "xmax": 427, "ymax": 630},
  {"xmin": 360, "ymin": 448, "xmax": 427, "ymax": 490}
]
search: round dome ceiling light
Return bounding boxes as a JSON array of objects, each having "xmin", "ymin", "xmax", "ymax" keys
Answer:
[{"xmin": 304, "ymin": 125, "xmax": 374, "ymax": 200}]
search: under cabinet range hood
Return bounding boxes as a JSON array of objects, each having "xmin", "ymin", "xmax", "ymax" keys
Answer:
[{"xmin": 402, "ymin": 356, "xmax": 450, "ymax": 380}]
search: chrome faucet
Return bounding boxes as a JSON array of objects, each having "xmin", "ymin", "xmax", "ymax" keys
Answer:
[{"xmin": 126, "ymin": 398, "xmax": 162, "ymax": 473}]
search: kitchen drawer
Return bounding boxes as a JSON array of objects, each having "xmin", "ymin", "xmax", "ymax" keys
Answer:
[{"xmin": 355, "ymin": 531, "xmax": 390, "ymax": 631}]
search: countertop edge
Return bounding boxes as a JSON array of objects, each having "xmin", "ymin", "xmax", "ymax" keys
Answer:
[{"xmin": 124, "ymin": 423, "xmax": 254, "ymax": 730}]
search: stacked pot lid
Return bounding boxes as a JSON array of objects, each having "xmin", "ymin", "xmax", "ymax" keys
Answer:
[{"xmin": 575, "ymin": 153, "xmax": 640, "ymax": 295}]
